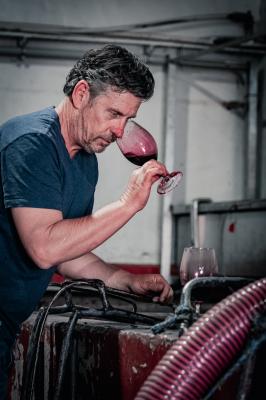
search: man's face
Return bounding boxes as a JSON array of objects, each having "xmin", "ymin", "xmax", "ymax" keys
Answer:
[{"xmin": 78, "ymin": 88, "xmax": 142, "ymax": 154}]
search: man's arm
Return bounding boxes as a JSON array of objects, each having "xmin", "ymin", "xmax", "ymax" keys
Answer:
[
  {"xmin": 11, "ymin": 160, "xmax": 167, "ymax": 269},
  {"xmin": 57, "ymin": 252, "xmax": 173, "ymax": 303}
]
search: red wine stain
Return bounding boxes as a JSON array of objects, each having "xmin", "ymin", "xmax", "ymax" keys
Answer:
[{"xmin": 228, "ymin": 222, "xmax": 236, "ymax": 233}]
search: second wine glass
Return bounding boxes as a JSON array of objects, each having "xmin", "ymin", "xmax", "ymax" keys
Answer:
[
  {"xmin": 116, "ymin": 120, "xmax": 182, "ymax": 194},
  {"xmin": 179, "ymin": 247, "xmax": 219, "ymax": 286}
]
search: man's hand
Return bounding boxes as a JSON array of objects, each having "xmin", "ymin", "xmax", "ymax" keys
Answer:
[
  {"xmin": 127, "ymin": 273, "xmax": 174, "ymax": 304},
  {"xmin": 106, "ymin": 268, "xmax": 173, "ymax": 304},
  {"xmin": 120, "ymin": 160, "xmax": 168, "ymax": 213}
]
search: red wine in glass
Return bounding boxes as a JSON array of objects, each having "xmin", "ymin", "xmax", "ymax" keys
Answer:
[
  {"xmin": 124, "ymin": 152, "xmax": 158, "ymax": 166},
  {"xmin": 117, "ymin": 120, "xmax": 182, "ymax": 194}
]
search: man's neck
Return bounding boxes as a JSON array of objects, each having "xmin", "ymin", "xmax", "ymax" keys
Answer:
[{"xmin": 55, "ymin": 98, "xmax": 81, "ymax": 158}]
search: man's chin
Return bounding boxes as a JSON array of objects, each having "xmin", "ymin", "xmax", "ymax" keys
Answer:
[
  {"xmin": 84, "ymin": 144, "xmax": 107, "ymax": 154},
  {"xmin": 94, "ymin": 147, "xmax": 106, "ymax": 154}
]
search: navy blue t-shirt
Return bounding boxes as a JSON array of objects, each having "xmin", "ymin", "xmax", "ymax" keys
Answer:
[{"xmin": 0, "ymin": 107, "xmax": 98, "ymax": 334}]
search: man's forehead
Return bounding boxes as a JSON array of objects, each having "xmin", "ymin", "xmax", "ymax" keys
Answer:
[
  {"xmin": 102, "ymin": 87, "xmax": 139, "ymax": 100},
  {"xmin": 100, "ymin": 88, "xmax": 141, "ymax": 112}
]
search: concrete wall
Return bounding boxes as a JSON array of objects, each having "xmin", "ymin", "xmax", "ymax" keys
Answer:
[
  {"xmin": 176, "ymin": 68, "xmax": 246, "ymax": 204},
  {"xmin": 0, "ymin": 0, "xmax": 263, "ymax": 267}
]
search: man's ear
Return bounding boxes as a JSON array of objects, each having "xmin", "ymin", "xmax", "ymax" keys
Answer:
[{"xmin": 71, "ymin": 80, "xmax": 90, "ymax": 108}]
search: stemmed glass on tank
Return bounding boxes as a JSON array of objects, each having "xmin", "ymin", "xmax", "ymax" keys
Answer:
[
  {"xmin": 116, "ymin": 120, "xmax": 183, "ymax": 194},
  {"xmin": 179, "ymin": 247, "xmax": 219, "ymax": 286}
]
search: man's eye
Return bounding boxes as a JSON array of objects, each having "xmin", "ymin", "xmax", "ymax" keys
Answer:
[{"xmin": 111, "ymin": 111, "xmax": 120, "ymax": 118}]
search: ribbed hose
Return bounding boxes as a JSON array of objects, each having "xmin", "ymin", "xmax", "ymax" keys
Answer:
[{"xmin": 135, "ymin": 278, "xmax": 266, "ymax": 400}]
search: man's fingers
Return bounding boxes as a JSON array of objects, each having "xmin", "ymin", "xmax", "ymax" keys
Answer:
[
  {"xmin": 159, "ymin": 285, "xmax": 174, "ymax": 303},
  {"xmin": 141, "ymin": 160, "xmax": 168, "ymax": 181},
  {"xmin": 128, "ymin": 273, "xmax": 173, "ymax": 304},
  {"xmin": 141, "ymin": 275, "xmax": 173, "ymax": 304}
]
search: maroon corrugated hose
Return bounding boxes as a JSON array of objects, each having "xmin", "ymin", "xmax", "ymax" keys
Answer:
[{"xmin": 135, "ymin": 278, "xmax": 266, "ymax": 400}]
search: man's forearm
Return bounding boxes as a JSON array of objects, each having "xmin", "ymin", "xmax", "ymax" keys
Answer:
[
  {"xmin": 57, "ymin": 252, "xmax": 132, "ymax": 291},
  {"xmin": 12, "ymin": 199, "xmax": 136, "ymax": 269},
  {"xmin": 57, "ymin": 252, "xmax": 174, "ymax": 303},
  {"xmin": 47, "ymin": 200, "xmax": 136, "ymax": 266}
]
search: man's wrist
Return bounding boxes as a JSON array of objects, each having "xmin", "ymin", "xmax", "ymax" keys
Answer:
[
  {"xmin": 118, "ymin": 197, "xmax": 137, "ymax": 216},
  {"xmin": 105, "ymin": 268, "xmax": 132, "ymax": 291}
]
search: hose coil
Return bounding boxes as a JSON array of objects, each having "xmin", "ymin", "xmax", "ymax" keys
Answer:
[{"xmin": 135, "ymin": 278, "xmax": 266, "ymax": 400}]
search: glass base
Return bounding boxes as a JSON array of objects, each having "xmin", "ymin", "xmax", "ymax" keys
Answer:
[{"xmin": 157, "ymin": 171, "xmax": 183, "ymax": 194}]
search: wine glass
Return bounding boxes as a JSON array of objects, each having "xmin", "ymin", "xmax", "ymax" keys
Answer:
[
  {"xmin": 179, "ymin": 247, "xmax": 218, "ymax": 286},
  {"xmin": 116, "ymin": 120, "xmax": 183, "ymax": 194}
]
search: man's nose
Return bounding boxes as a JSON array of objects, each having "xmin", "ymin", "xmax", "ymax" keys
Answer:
[{"xmin": 112, "ymin": 121, "xmax": 126, "ymax": 139}]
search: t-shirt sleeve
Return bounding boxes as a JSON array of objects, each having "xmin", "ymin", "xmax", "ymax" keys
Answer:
[{"xmin": 1, "ymin": 133, "xmax": 63, "ymax": 210}]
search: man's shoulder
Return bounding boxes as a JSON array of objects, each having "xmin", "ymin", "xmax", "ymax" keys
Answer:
[{"xmin": 0, "ymin": 107, "xmax": 60, "ymax": 152}]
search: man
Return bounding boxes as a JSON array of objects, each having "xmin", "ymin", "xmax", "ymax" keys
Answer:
[{"xmin": 0, "ymin": 44, "xmax": 173, "ymax": 398}]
